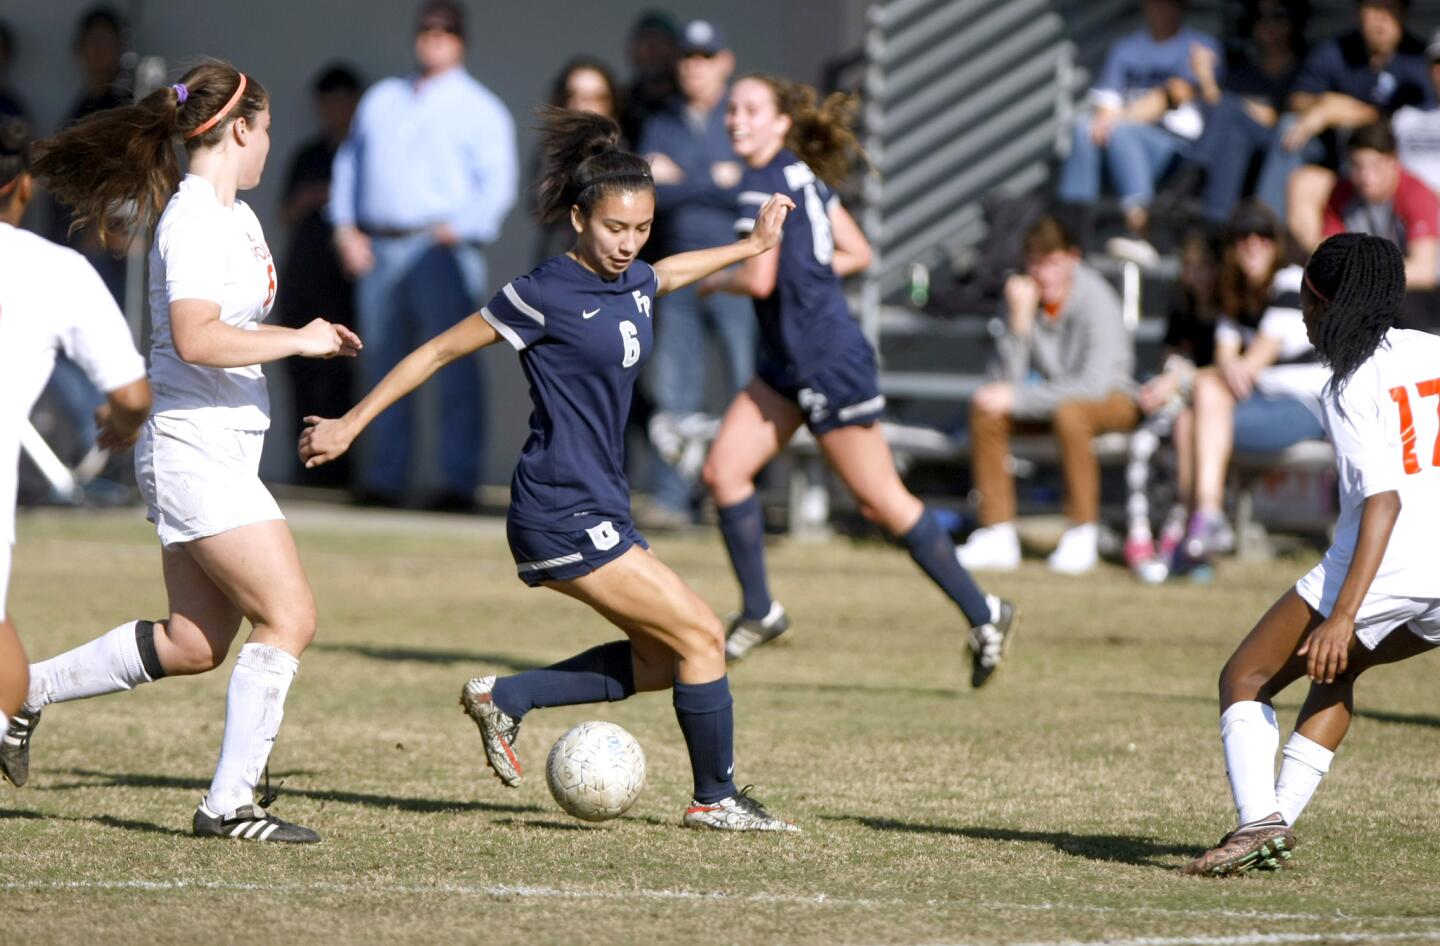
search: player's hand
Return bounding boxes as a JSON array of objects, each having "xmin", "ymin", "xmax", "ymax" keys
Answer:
[
  {"xmin": 93, "ymin": 403, "xmax": 141, "ymax": 452},
  {"xmin": 296, "ymin": 318, "xmax": 363, "ymax": 359},
  {"xmin": 747, "ymin": 193, "xmax": 795, "ymax": 253},
  {"xmin": 299, "ymin": 415, "xmax": 356, "ymax": 468},
  {"xmin": 1298, "ymin": 615, "xmax": 1357, "ymax": 684},
  {"xmin": 335, "ymin": 227, "xmax": 375, "ymax": 278}
]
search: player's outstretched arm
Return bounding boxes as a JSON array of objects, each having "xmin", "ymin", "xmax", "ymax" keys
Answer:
[
  {"xmin": 171, "ymin": 300, "xmax": 362, "ymax": 368},
  {"xmin": 1298, "ymin": 490, "xmax": 1401, "ymax": 684},
  {"xmin": 653, "ymin": 192, "xmax": 792, "ymax": 297},
  {"xmin": 300, "ymin": 312, "xmax": 500, "ymax": 468}
]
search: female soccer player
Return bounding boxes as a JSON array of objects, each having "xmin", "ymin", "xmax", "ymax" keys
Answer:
[
  {"xmin": 698, "ymin": 75, "xmax": 1016, "ymax": 685},
  {"xmin": 1184, "ymin": 233, "xmax": 1440, "ymax": 876},
  {"xmin": 301, "ymin": 108, "xmax": 799, "ymax": 832},
  {"xmin": 0, "ymin": 63, "xmax": 360, "ymax": 843},
  {"xmin": 0, "ymin": 117, "xmax": 151, "ymax": 741}
]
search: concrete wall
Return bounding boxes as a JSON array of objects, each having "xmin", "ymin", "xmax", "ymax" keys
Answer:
[{"xmin": 3, "ymin": 0, "xmax": 867, "ymax": 484}]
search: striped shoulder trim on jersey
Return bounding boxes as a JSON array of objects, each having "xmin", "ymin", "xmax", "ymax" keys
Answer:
[
  {"xmin": 503, "ymin": 283, "xmax": 546, "ymax": 325},
  {"xmin": 517, "ymin": 552, "xmax": 584, "ymax": 573},
  {"xmin": 738, "ymin": 191, "xmax": 771, "ymax": 205},
  {"xmin": 734, "ymin": 218, "xmax": 756, "ymax": 234},
  {"xmin": 480, "ymin": 307, "xmax": 528, "ymax": 351}
]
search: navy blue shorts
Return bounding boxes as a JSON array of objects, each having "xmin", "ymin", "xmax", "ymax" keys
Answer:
[
  {"xmin": 507, "ymin": 517, "xmax": 649, "ymax": 587},
  {"xmin": 759, "ymin": 342, "xmax": 886, "ymax": 435}
]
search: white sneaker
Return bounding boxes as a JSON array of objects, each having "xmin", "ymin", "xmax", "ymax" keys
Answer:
[
  {"xmin": 955, "ymin": 523, "xmax": 1021, "ymax": 571},
  {"xmin": 1047, "ymin": 523, "xmax": 1099, "ymax": 575}
]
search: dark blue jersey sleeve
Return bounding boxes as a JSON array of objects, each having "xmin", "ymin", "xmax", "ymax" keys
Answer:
[{"xmin": 480, "ymin": 272, "xmax": 548, "ymax": 350}]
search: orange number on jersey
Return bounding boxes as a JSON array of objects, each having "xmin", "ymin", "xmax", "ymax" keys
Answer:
[
  {"xmin": 1390, "ymin": 376, "xmax": 1440, "ymax": 474},
  {"xmin": 1419, "ymin": 378, "xmax": 1440, "ymax": 468},
  {"xmin": 265, "ymin": 261, "xmax": 277, "ymax": 309}
]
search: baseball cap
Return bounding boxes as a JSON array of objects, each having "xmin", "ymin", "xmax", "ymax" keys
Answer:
[
  {"xmin": 679, "ymin": 19, "xmax": 727, "ymax": 56},
  {"xmin": 416, "ymin": 0, "xmax": 464, "ymax": 38}
]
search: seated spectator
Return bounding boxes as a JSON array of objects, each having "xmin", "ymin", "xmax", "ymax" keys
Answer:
[
  {"xmin": 1125, "ymin": 228, "xmax": 1219, "ymax": 582},
  {"xmin": 531, "ymin": 57, "xmax": 622, "ymax": 263},
  {"xmin": 1259, "ymin": 0, "xmax": 1430, "ymax": 221},
  {"xmin": 1057, "ymin": 0, "xmax": 1222, "ymax": 263},
  {"xmin": 1172, "ymin": 202, "xmax": 1329, "ymax": 571},
  {"xmin": 1186, "ymin": 0, "xmax": 1307, "ymax": 225},
  {"xmin": 0, "ymin": 19, "xmax": 27, "ymax": 121},
  {"xmin": 1390, "ymin": 30, "xmax": 1440, "ymax": 193},
  {"xmin": 1292, "ymin": 120, "xmax": 1438, "ymax": 288},
  {"xmin": 956, "ymin": 217, "xmax": 1139, "ymax": 575}
]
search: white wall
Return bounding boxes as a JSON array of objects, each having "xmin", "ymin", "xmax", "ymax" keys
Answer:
[{"xmin": 2, "ymin": 0, "xmax": 867, "ymax": 484}]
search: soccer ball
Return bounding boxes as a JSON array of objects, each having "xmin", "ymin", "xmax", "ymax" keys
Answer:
[{"xmin": 545, "ymin": 721, "xmax": 647, "ymax": 822}]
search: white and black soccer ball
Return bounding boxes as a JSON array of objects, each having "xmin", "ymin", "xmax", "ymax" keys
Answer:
[{"xmin": 545, "ymin": 721, "xmax": 647, "ymax": 822}]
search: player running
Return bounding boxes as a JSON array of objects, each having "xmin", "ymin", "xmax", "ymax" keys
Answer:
[
  {"xmin": 1, "ymin": 63, "xmax": 360, "ymax": 843},
  {"xmin": 698, "ymin": 74, "xmax": 1016, "ymax": 684},
  {"xmin": 0, "ymin": 117, "xmax": 151, "ymax": 744},
  {"xmin": 301, "ymin": 108, "xmax": 799, "ymax": 832},
  {"xmin": 1185, "ymin": 233, "xmax": 1440, "ymax": 876}
]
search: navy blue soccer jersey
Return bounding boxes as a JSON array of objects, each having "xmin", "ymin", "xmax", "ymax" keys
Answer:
[
  {"xmin": 480, "ymin": 255, "xmax": 658, "ymax": 531},
  {"xmin": 734, "ymin": 149, "xmax": 870, "ymax": 380}
]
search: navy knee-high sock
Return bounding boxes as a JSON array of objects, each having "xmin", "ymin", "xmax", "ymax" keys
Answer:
[
  {"xmin": 490, "ymin": 641, "xmax": 635, "ymax": 719},
  {"xmin": 903, "ymin": 508, "xmax": 992, "ymax": 628},
  {"xmin": 717, "ymin": 494, "xmax": 772, "ymax": 620},
  {"xmin": 673, "ymin": 676, "xmax": 737, "ymax": 804}
]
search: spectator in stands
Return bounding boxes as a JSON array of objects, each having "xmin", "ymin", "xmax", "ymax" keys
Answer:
[
  {"xmin": 1186, "ymin": 0, "xmax": 1307, "ymax": 225},
  {"xmin": 956, "ymin": 217, "xmax": 1138, "ymax": 575},
  {"xmin": 1125, "ymin": 228, "xmax": 1219, "ymax": 582},
  {"xmin": 1172, "ymin": 202, "xmax": 1328, "ymax": 571},
  {"xmin": 331, "ymin": 0, "xmax": 517, "ymax": 509},
  {"xmin": 1057, "ymin": 0, "xmax": 1222, "ymax": 264},
  {"xmin": 1390, "ymin": 30, "xmax": 1440, "ymax": 194},
  {"xmin": 532, "ymin": 57, "xmax": 623, "ymax": 263},
  {"xmin": 0, "ymin": 19, "xmax": 27, "ymax": 121},
  {"xmin": 1258, "ymin": 0, "xmax": 1430, "ymax": 222},
  {"xmin": 619, "ymin": 10, "xmax": 680, "ymax": 148},
  {"xmin": 1291, "ymin": 120, "xmax": 1438, "ymax": 288},
  {"xmin": 279, "ymin": 64, "xmax": 363, "ymax": 487},
  {"xmin": 639, "ymin": 19, "xmax": 755, "ymax": 526}
]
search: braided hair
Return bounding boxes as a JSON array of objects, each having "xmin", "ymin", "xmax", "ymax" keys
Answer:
[{"xmin": 1303, "ymin": 233, "xmax": 1406, "ymax": 397}]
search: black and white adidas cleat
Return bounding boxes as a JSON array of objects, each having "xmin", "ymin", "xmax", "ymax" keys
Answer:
[
  {"xmin": 193, "ymin": 800, "xmax": 320, "ymax": 843},
  {"xmin": 0, "ymin": 707, "xmax": 40, "ymax": 787},
  {"xmin": 969, "ymin": 596, "xmax": 1018, "ymax": 688},
  {"xmin": 723, "ymin": 602, "xmax": 791, "ymax": 662}
]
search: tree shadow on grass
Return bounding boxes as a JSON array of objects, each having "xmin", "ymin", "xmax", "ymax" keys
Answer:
[
  {"xmin": 1355, "ymin": 708, "xmax": 1440, "ymax": 729},
  {"xmin": 829, "ymin": 815, "xmax": 1198, "ymax": 869},
  {"xmin": 1115, "ymin": 692, "xmax": 1440, "ymax": 730},
  {"xmin": 740, "ymin": 680, "xmax": 960, "ymax": 701},
  {"xmin": 45, "ymin": 769, "xmax": 543, "ymax": 816},
  {"xmin": 309, "ymin": 643, "xmax": 542, "ymax": 672}
]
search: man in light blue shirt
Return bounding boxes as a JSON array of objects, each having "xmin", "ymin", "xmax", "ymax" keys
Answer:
[{"xmin": 331, "ymin": 0, "xmax": 517, "ymax": 510}]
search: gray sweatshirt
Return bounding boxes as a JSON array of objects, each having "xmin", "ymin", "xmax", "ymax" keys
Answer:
[{"xmin": 992, "ymin": 263, "xmax": 1135, "ymax": 419}]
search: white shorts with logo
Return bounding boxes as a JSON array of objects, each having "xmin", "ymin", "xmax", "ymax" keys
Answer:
[
  {"xmin": 135, "ymin": 415, "xmax": 284, "ymax": 548},
  {"xmin": 0, "ymin": 541, "xmax": 10, "ymax": 622},
  {"xmin": 1296, "ymin": 562, "xmax": 1440, "ymax": 650}
]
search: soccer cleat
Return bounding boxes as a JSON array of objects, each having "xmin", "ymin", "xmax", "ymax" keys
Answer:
[
  {"xmin": 683, "ymin": 786, "xmax": 799, "ymax": 832},
  {"xmin": 0, "ymin": 708, "xmax": 40, "ymax": 787},
  {"xmin": 193, "ymin": 800, "xmax": 320, "ymax": 843},
  {"xmin": 1181, "ymin": 812, "xmax": 1294, "ymax": 876},
  {"xmin": 724, "ymin": 602, "xmax": 790, "ymax": 662},
  {"xmin": 460, "ymin": 676, "xmax": 524, "ymax": 786},
  {"xmin": 969, "ymin": 597, "xmax": 1018, "ymax": 688}
]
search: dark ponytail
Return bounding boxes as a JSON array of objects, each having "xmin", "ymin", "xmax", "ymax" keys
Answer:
[
  {"xmin": 32, "ymin": 59, "xmax": 268, "ymax": 247},
  {"xmin": 535, "ymin": 105, "xmax": 652, "ymax": 224},
  {"xmin": 1304, "ymin": 233, "xmax": 1406, "ymax": 396},
  {"xmin": 0, "ymin": 116, "xmax": 30, "ymax": 207},
  {"xmin": 742, "ymin": 73, "xmax": 866, "ymax": 189}
]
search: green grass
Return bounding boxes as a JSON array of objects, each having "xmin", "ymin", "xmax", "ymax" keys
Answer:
[{"xmin": 4, "ymin": 507, "xmax": 1440, "ymax": 945}]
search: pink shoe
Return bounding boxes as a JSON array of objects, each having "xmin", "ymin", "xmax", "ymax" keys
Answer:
[
  {"xmin": 1125, "ymin": 535, "xmax": 1169, "ymax": 584},
  {"xmin": 1124, "ymin": 535, "xmax": 1156, "ymax": 570}
]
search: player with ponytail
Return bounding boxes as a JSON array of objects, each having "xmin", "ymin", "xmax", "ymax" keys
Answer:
[
  {"xmin": 2, "ymin": 62, "xmax": 361, "ymax": 844},
  {"xmin": 302, "ymin": 107, "xmax": 801, "ymax": 831},
  {"xmin": 699, "ymin": 74, "xmax": 1017, "ymax": 684},
  {"xmin": 1185, "ymin": 234, "xmax": 1440, "ymax": 875}
]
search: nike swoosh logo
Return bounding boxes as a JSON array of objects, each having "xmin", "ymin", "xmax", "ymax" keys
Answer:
[{"xmin": 582, "ymin": 308, "xmax": 600, "ymax": 319}]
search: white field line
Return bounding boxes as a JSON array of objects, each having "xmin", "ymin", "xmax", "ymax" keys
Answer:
[
  {"xmin": 4, "ymin": 878, "xmax": 1440, "ymax": 933},
  {"xmin": 1000, "ymin": 932, "xmax": 1440, "ymax": 946}
]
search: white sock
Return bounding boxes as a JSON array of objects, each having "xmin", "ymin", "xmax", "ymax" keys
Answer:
[
  {"xmin": 205, "ymin": 643, "xmax": 299, "ymax": 816},
  {"xmin": 1275, "ymin": 732, "xmax": 1334, "ymax": 826},
  {"xmin": 1220, "ymin": 700, "xmax": 1280, "ymax": 826},
  {"xmin": 25, "ymin": 620, "xmax": 153, "ymax": 712},
  {"xmin": 985, "ymin": 594, "xmax": 1002, "ymax": 625}
]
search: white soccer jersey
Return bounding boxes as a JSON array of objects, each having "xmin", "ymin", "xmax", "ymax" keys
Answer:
[
  {"xmin": 1318, "ymin": 327, "xmax": 1440, "ymax": 599},
  {"xmin": 0, "ymin": 223, "xmax": 147, "ymax": 544},
  {"xmin": 147, "ymin": 174, "xmax": 275, "ymax": 431}
]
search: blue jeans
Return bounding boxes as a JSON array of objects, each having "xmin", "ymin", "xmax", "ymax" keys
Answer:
[
  {"xmin": 1059, "ymin": 116, "xmax": 1190, "ymax": 211},
  {"xmin": 1253, "ymin": 114, "xmax": 1328, "ymax": 221},
  {"xmin": 1233, "ymin": 393, "xmax": 1325, "ymax": 452},
  {"xmin": 1192, "ymin": 95, "xmax": 1279, "ymax": 224},
  {"xmin": 355, "ymin": 235, "xmax": 486, "ymax": 499},
  {"xmin": 644, "ymin": 283, "xmax": 757, "ymax": 510}
]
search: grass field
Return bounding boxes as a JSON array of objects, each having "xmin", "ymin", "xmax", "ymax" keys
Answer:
[{"xmin": 3, "ymin": 504, "xmax": 1440, "ymax": 945}]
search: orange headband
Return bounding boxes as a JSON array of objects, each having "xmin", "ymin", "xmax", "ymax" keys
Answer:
[
  {"xmin": 1303, "ymin": 271, "xmax": 1329, "ymax": 303},
  {"xmin": 184, "ymin": 73, "xmax": 248, "ymax": 141}
]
